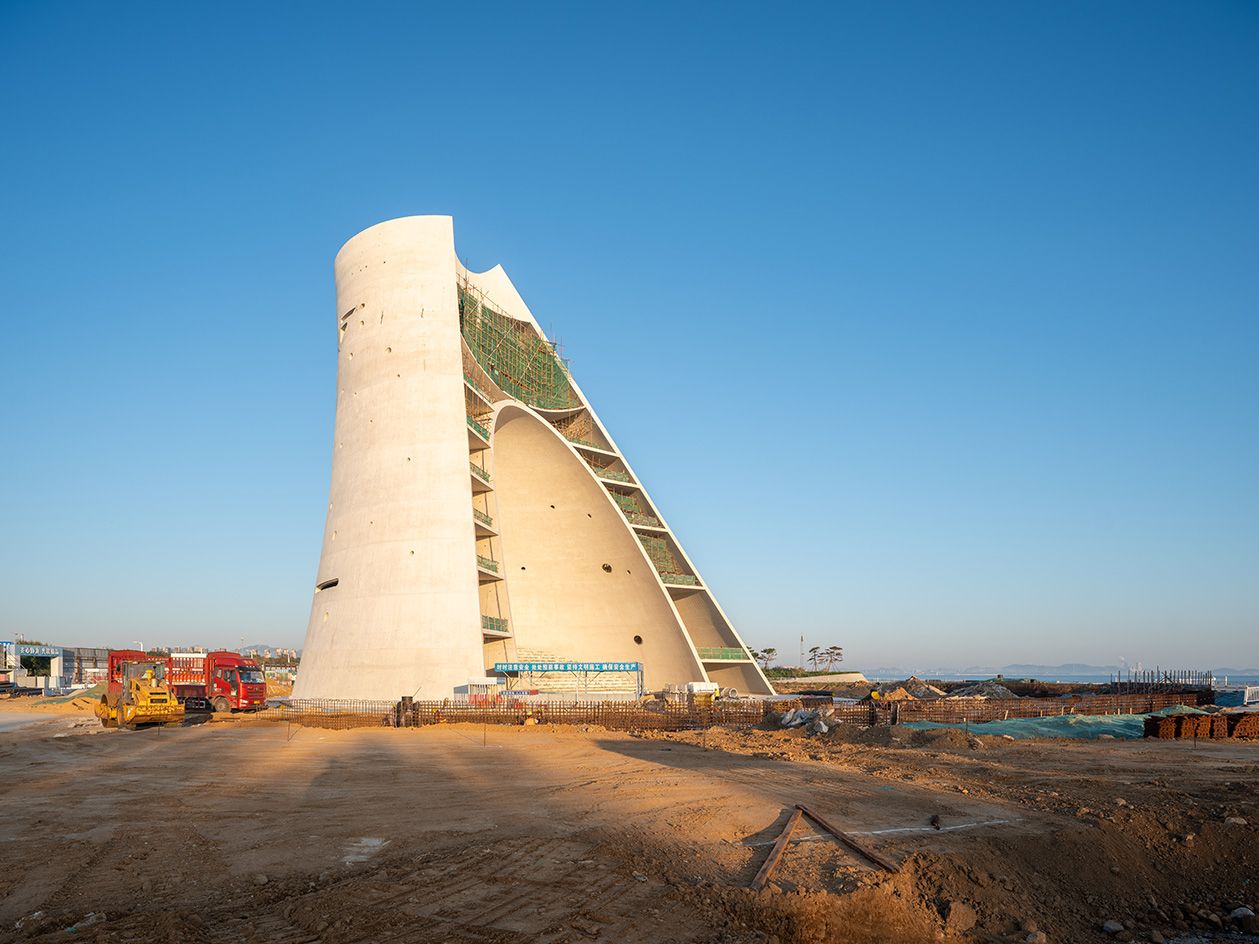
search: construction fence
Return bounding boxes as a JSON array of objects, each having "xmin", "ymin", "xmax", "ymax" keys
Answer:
[
  {"xmin": 868, "ymin": 690, "xmax": 1214, "ymax": 725},
  {"xmin": 252, "ymin": 691, "xmax": 1215, "ymax": 733},
  {"xmin": 254, "ymin": 698, "xmax": 767, "ymax": 731}
]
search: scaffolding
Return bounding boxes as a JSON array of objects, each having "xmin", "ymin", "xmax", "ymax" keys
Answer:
[
  {"xmin": 588, "ymin": 458, "xmax": 633, "ymax": 483},
  {"xmin": 463, "ymin": 372, "xmax": 490, "ymax": 401},
  {"xmin": 551, "ymin": 411, "xmax": 602, "ymax": 449},
  {"xmin": 638, "ymin": 534, "xmax": 694, "ymax": 584},
  {"xmin": 466, "ymin": 415, "xmax": 490, "ymax": 440},
  {"xmin": 608, "ymin": 490, "xmax": 661, "ymax": 528},
  {"xmin": 610, "ymin": 492, "xmax": 641, "ymax": 515},
  {"xmin": 458, "ymin": 282, "xmax": 579, "ymax": 410}
]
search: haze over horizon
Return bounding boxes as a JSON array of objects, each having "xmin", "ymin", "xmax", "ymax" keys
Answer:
[{"xmin": 2, "ymin": 2, "xmax": 1256, "ymax": 669}]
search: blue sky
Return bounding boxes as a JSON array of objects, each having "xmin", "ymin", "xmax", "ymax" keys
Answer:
[{"xmin": 2, "ymin": 2, "xmax": 1256, "ymax": 669}]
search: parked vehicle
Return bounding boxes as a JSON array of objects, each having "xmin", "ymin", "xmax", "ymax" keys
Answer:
[
  {"xmin": 169, "ymin": 650, "xmax": 268, "ymax": 712},
  {"xmin": 95, "ymin": 649, "xmax": 185, "ymax": 729}
]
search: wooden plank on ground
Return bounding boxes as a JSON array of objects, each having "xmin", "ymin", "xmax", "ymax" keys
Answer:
[
  {"xmin": 797, "ymin": 803, "xmax": 900, "ymax": 873},
  {"xmin": 750, "ymin": 806, "xmax": 803, "ymax": 890}
]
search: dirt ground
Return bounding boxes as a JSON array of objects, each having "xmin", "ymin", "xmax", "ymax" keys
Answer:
[{"xmin": 0, "ymin": 702, "xmax": 1255, "ymax": 944}]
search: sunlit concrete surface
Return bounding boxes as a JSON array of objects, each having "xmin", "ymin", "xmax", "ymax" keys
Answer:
[{"xmin": 295, "ymin": 217, "xmax": 772, "ymax": 700}]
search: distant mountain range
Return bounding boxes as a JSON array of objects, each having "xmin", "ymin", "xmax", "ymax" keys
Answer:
[{"xmin": 861, "ymin": 663, "xmax": 1259, "ymax": 679}]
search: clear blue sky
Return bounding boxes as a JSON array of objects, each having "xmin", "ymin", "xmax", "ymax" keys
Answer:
[{"xmin": 2, "ymin": 2, "xmax": 1256, "ymax": 670}]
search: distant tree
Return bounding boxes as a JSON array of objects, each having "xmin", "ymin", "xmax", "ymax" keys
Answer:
[
  {"xmin": 20, "ymin": 655, "xmax": 53, "ymax": 676},
  {"xmin": 756, "ymin": 647, "xmax": 778, "ymax": 670},
  {"xmin": 824, "ymin": 646, "xmax": 844, "ymax": 670},
  {"xmin": 808, "ymin": 646, "xmax": 821, "ymax": 670}
]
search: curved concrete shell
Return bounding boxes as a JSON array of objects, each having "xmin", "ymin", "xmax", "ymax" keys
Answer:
[{"xmin": 294, "ymin": 216, "xmax": 773, "ymax": 699}]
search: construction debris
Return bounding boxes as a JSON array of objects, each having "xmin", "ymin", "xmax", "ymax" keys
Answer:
[
  {"xmin": 778, "ymin": 707, "xmax": 835, "ymax": 735},
  {"xmin": 947, "ymin": 680, "xmax": 1020, "ymax": 700}
]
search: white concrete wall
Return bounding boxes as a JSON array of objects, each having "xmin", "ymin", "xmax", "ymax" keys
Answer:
[
  {"xmin": 491, "ymin": 406, "xmax": 708, "ymax": 690},
  {"xmin": 294, "ymin": 217, "xmax": 485, "ymax": 700}
]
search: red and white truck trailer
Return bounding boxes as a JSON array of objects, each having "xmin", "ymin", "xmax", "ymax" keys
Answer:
[{"xmin": 169, "ymin": 651, "xmax": 268, "ymax": 712}]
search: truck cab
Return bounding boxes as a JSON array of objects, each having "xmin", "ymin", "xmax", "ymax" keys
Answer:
[{"xmin": 206, "ymin": 652, "xmax": 267, "ymax": 712}]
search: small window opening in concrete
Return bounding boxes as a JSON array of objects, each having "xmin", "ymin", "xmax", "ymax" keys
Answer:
[
  {"xmin": 550, "ymin": 504, "xmax": 556, "ymax": 509},
  {"xmin": 601, "ymin": 563, "xmax": 612, "ymax": 573},
  {"xmin": 316, "ymin": 578, "xmax": 339, "ymax": 591},
  {"xmin": 633, "ymin": 635, "xmax": 643, "ymax": 645},
  {"xmin": 520, "ymin": 565, "xmax": 527, "ymax": 571},
  {"xmin": 386, "ymin": 346, "xmax": 392, "ymax": 353}
]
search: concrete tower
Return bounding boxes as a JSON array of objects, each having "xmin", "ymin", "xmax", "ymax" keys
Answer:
[{"xmin": 294, "ymin": 216, "xmax": 773, "ymax": 699}]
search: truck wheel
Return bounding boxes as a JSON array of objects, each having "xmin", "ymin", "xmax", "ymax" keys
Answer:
[{"xmin": 212, "ymin": 696, "xmax": 230, "ymax": 713}]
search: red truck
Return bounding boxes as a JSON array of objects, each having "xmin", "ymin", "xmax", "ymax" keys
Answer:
[{"xmin": 169, "ymin": 650, "xmax": 268, "ymax": 712}]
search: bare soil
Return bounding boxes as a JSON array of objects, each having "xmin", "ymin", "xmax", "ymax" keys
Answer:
[{"xmin": 0, "ymin": 709, "xmax": 1255, "ymax": 944}]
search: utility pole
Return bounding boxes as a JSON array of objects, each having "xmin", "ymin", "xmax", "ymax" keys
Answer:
[{"xmin": 800, "ymin": 635, "xmax": 805, "ymax": 674}]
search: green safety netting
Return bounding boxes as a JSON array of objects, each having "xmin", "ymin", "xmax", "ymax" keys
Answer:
[
  {"xmin": 903, "ymin": 704, "xmax": 1206, "ymax": 741},
  {"xmin": 459, "ymin": 286, "xmax": 578, "ymax": 410}
]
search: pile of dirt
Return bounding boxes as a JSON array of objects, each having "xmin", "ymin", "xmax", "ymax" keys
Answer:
[
  {"xmin": 656, "ymin": 720, "xmax": 995, "ymax": 755},
  {"xmin": 0, "ymin": 687, "xmax": 103, "ymax": 715},
  {"xmin": 861, "ymin": 677, "xmax": 948, "ymax": 702},
  {"xmin": 873, "ymin": 686, "xmax": 915, "ymax": 702},
  {"xmin": 688, "ymin": 876, "xmax": 939, "ymax": 944}
]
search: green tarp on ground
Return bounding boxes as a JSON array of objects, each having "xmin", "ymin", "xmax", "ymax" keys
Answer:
[{"xmin": 902, "ymin": 704, "xmax": 1205, "ymax": 740}]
